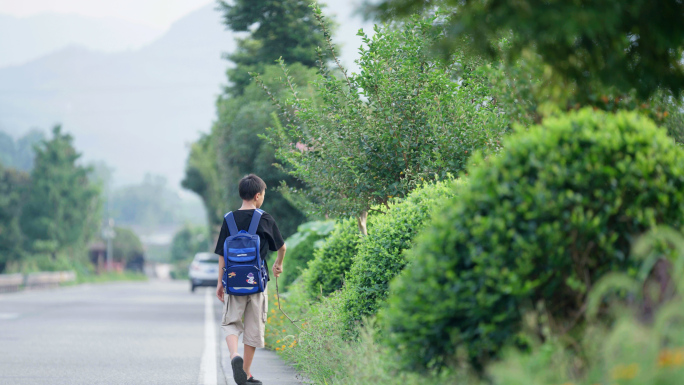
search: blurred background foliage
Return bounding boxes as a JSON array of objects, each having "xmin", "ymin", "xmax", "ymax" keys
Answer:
[{"xmin": 168, "ymin": 224, "xmax": 211, "ymax": 280}]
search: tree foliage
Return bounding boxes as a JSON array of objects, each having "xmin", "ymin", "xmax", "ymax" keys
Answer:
[
  {"xmin": 0, "ymin": 129, "xmax": 45, "ymax": 171},
  {"xmin": 183, "ymin": 1, "xmax": 329, "ymax": 237},
  {"xmin": 0, "ymin": 166, "xmax": 30, "ymax": 271},
  {"xmin": 112, "ymin": 227, "xmax": 144, "ymax": 265},
  {"xmin": 170, "ymin": 225, "xmax": 210, "ymax": 263},
  {"xmin": 259, "ymin": 10, "xmax": 505, "ymax": 225},
  {"xmin": 19, "ymin": 126, "xmax": 101, "ymax": 257},
  {"xmin": 372, "ymin": 0, "xmax": 684, "ymax": 101},
  {"xmin": 483, "ymin": 43, "xmax": 684, "ymax": 136},
  {"xmin": 218, "ymin": 0, "xmax": 330, "ymax": 96},
  {"xmin": 182, "ymin": 133, "xmax": 224, "ymax": 228},
  {"xmin": 214, "ymin": 64, "xmax": 318, "ymax": 238}
]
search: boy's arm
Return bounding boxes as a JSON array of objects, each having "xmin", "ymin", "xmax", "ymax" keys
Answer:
[
  {"xmin": 272, "ymin": 243, "xmax": 286, "ymax": 278},
  {"xmin": 216, "ymin": 256, "xmax": 225, "ymax": 302}
]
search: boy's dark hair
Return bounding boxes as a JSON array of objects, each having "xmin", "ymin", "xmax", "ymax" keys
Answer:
[{"xmin": 238, "ymin": 174, "xmax": 267, "ymax": 200}]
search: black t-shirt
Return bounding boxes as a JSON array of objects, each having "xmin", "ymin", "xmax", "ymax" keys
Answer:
[{"xmin": 214, "ymin": 209, "xmax": 285, "ymax": 281}]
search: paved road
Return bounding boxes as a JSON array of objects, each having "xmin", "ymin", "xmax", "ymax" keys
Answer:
[{"xmin": 0, "ymin": 280, "xmax": 302, "ymax": 385}]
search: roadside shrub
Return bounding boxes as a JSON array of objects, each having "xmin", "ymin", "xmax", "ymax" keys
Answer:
[
  {"xmin": 382, "ymin": 109, "xmax": 684, "ymax": 371},
  {"xmin": 279, "ymin": 220, "xmax": 335, "ymax": 289},
  {"xmin": 341, "ymin": 180, "xmax": 460, "ymax": 331},
  {"xmin": 267, "ymin": 279, "xmax": 477, "ymax": 385},
  {"xmin": 301, "ymin": 218, "xmax": 362, "ymax": 299},
  {"xmin": 488, "ymin": 320, "xmax": 684, "ymax": 385},
  {"xmin": 336, "ymin": 321, "xmax": 478, "ymax": 385},
  {"xmin": 488, "ymin": 228, "xmax": 684, "ymax": 385}
]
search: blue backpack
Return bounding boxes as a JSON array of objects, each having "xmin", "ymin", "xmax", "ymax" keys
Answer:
[{"xmin": 221, "ymin": 209, "xmax": 268, "ymax": 296}]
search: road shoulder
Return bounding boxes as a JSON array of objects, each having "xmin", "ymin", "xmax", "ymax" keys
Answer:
[{"xmin": 215, "ymin": 308, "xmax": 302, "ymax": 385}]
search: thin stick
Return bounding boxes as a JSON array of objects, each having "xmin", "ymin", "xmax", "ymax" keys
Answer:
[{"xmin": 275, "ymin": 276, "xmax": 308, "ymax": 335}]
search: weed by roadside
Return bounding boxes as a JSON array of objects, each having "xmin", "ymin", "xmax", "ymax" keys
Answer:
[
  {"xmin": 265, "ymin": 281, "xmax": 472, "ymax": 385},
  {"xmin": 74, "ymin": 271, "xmax": 147, "ymax": 284}
]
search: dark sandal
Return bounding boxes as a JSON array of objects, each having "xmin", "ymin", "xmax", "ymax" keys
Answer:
[
  {"xmin": 246, "ymin": 376, "xmax": 263, "ymax": 384},
  {"xmin": 231, "ymin": 355, "xmax": 248, "ymax": 385}
]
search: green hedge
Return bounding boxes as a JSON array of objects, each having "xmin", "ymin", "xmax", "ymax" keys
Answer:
[
  {"xmin": 301, "ymin": 217, "xmax": 362, "ymax": 299},
  {"xmin": 381, "ymin": 109, "xmax": 684, "ymax": 372},
  {"xmin": 341, "ymin": 180, "xmax": 460, "ymax": 332},
  {"xmin": 279, "ymin": 220, "xmax": 335, "ymax": 289}
]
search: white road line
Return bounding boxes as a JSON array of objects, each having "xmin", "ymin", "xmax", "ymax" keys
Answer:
[
  {"xmin": 0, "ymin": 313, "xmax": 19, "ymax": 320},
  {"xmin": 198, "ymin": 289, "xmax": 218, "ymax": 385}
]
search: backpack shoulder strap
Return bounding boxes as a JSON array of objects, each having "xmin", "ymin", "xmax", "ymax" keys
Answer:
[
  {"xmin": 224, "ymin": 212, "xmax": 239, "ymax": 236},
  {"xmin": 247, "ymin": 209, "xmax": 264, "ymax": 235}
]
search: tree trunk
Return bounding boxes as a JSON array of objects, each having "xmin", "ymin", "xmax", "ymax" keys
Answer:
[{"xmin": 357, "ymin": 210, "xmax": 368, "ymax": 236}]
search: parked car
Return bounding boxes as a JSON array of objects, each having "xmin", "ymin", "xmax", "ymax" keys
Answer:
[{"xmin": 189, "ymin": 252, "xmax": 219, "ymax": 292}]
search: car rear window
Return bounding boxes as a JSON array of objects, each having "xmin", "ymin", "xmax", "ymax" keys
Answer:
[{"xmin": 199, "ymin": 257, "xmax": 219, "ymax": 264}]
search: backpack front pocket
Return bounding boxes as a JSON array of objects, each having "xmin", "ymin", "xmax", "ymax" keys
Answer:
[
  {"xmin": 225, "ymin": 264, "xmax": 261, "ymax": 295},
  {"xmin": 226, "ymin": 247, "xmax": 257, "ymax": 263}
]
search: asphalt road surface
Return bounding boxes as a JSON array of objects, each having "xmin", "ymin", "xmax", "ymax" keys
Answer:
[{"xmin": 0, "ymin": 280, "xmax": 301, "ymax": 385}]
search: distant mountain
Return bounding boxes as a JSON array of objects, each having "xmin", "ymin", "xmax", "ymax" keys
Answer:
[
  {"xmin": 0, "ymin": 2, "xmax": 372, "ymax": 190},
  {"xmin": 0, "ymin": 4, "xmax": 235, "ymax": 187},
  {"xmin": 0, "ymin": 12, "xmax": 164, "ymax": 68}
]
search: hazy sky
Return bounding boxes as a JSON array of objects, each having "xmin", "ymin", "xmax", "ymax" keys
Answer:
[
  {"xmin": 0, "ymin": 0, "xmax": 212, "ymax": 29},
  {"xmin": 0, "ymin": 0, "xmax": 372, "ymax": 192}
]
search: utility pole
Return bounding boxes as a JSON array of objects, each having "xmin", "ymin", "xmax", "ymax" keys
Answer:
[
  {"xmin": 103, "ymin": 218, "xmax": 116, "ymax": 271},
  {"xmin": 100, "ymin": 165, "xmax": 115, "ymax": 272}
]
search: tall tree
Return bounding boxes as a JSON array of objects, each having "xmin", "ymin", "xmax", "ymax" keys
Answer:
[
  {"xmin": 20, "ymin": 126, "xmax": 101, "ymax": 257},
  {"xmin": 0, "ymin": 166, "xmax": 30, "ymax": 272},
  {"xmin": 258, "ymin": 10, "xmax": 505, "ymax": 234},
  {"xmin": 184, "ymin": 0, "xmax": 333, "ymax": 238},
  {"xmin": 182, "ymin": 134, "xmax": 224, "ymax": 229},
  {"xmin": 214, "ymin": 63, "xmax": 317, "ymax": 237},
  {"xmin": 218, "ymin": 0, "xmax": 330, "ymax": 96}
]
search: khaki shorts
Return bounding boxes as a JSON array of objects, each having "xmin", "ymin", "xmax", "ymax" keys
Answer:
[{"xmin": 221, "ymin": 287, "xmax": 268, "ymax": 348}]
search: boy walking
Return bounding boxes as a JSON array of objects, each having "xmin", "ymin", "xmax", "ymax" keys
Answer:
[{"xmin": 215, "ymin": 174, "xmax": 287, "ymax": 385}]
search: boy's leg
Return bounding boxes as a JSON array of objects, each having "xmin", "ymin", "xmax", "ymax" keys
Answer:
[
  {"xmin": 221, "ymin": 294, "xmax": 247, "ymax": 353},
  {"xmin": 242, "ymin": 289, "xmax": 268, "ymax": 378},
  {"xmin": 243, "ymin": 344, "xmax": 256, "ymax": 377},
  {"xmin": 221, "ymin": 293, "xmax": 250, "ymax": 384},
  {"xmin": 227, "ymin": 334, "xmax": 240, "ymax": 358}
]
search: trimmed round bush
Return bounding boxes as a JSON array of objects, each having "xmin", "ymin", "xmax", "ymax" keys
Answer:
[
  {"xmin": 341, "ymin": 180, "xmax": 459, "ymax": 332},
  {"xmin": 301, "ymin": 218, "xmax": 362, "ymax": 299},
  {"xmin": 381, "ymin": 109, "xmax": 684, "ymax": 371}
]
